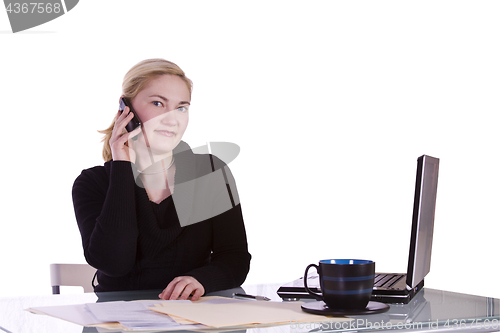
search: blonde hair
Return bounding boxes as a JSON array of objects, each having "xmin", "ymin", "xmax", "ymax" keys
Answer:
[{"xmin": 99, "ymin": 59, "xmax": 193, "ymax": 161}]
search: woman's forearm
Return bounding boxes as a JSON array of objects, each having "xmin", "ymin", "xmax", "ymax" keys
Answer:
[{"xmin": 72, "ymin": 161, "xmax": 139, "ymax": 277}]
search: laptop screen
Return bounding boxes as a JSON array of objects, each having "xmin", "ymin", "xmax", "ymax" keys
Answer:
[{"xmin": 406, "ymin": 155, "xmax": 439, "ymax": 289}]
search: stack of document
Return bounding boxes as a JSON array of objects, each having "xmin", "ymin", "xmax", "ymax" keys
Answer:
[
  {"xmin": 28, "ymin": 300, "xmax": 202, "ymax": 331},
  {"xmin": 28, "ymin": 296, "xmax": 351, "ymax": 331},
  {"xmin": 150, "ymin": 296, "xmax": 341, "ymax": 328}
]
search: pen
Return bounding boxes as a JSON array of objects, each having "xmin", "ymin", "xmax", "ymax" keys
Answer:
[{"xmin": 232, "ymin": 293, "xmax": 271, "ymax": 301}]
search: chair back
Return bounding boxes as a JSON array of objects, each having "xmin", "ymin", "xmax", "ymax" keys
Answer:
[{"xmin": 50, "ymin": 263, "xmax": 96, "ymax": 294}]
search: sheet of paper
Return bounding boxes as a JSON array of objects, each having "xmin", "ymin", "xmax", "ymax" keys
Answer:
[
  {"xmin": 150, "ymin": 299, "xmax": 350, "ymax": 328},
  {"xmin": 28, "ymin": 300, "xmax": 205, "ymax": 331},
  {"xmin": 28, "ymin": 303, "xmax": 100, "ymax": 326},
  {"xmin": 86, "ymin": 300, "xmax": 174, "ymax": 323},
  {"xmin": 153, "ymin": 297, "xmax": 247, "ymax": 325},
  {"xmin": 86, "ymin": 300, "xmax": 204, "ymax": 331}
]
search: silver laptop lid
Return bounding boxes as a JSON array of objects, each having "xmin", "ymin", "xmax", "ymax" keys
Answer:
[{"xmin": 406, "ymin": 155, "xmax": 439, "ymax": 289}]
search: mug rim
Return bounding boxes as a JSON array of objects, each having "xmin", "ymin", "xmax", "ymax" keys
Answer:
[{"xmin": 319, "ymin": 259, "xmax": 374, "ymax": 265}]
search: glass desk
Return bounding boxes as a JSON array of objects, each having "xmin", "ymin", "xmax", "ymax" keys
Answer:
[{"xmin": 0, "ymin": 283, "xmax": 498, "ymax": 333}]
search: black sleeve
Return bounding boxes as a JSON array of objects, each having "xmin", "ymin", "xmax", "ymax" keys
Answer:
[
  {"xmin": 188, "ymin": 204, "xmax": 251, "ymax": 293},
  {"xmin": 72, "ymin": 161, "xmax": 139, "ymax": 277},
  {"xmin": 186, "ymin": 157, "xmax": 251, "ymax": 293}
]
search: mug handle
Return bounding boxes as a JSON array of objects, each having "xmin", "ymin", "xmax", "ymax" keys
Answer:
[{"xmin": 304, "ymin": 263, "xmax": 323, "ymax": 301}]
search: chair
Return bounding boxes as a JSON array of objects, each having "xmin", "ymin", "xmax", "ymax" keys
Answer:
[{"xmin": 50, "ymin": 263, "xmax": 97, "ymax": 294}]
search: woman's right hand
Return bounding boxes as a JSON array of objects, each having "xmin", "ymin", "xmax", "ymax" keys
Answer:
[{"xmin": 109, "ymin": 107, "xmax": 142, "ymax": 162}]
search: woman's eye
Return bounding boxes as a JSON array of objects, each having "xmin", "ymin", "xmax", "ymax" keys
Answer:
[
  {"xmin": 153, "ymin": 101, "xmax": 163, "ymax": 107},
  {"xmin": 177, "ymin": 106, "xmax": 188, "ymax": 112}
]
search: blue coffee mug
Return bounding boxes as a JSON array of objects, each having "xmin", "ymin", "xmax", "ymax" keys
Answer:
[{"xmin": 304, "ymin": 259, "xmax": 375, "ymax": 310}]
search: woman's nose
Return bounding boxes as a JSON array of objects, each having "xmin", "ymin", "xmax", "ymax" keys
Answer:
[{"xmin": 160, "ymin": 108, "xmax": 177, "ymax": 124}]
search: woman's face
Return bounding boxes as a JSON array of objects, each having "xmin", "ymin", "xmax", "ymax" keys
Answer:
[{"xmin": 131, "ymin": 74, "xmax": 190, "ymax": 156}]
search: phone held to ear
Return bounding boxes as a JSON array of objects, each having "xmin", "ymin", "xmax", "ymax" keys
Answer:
[{"xmin": 119, "ymin": 97, "xmax": 142, "ymax": 133}]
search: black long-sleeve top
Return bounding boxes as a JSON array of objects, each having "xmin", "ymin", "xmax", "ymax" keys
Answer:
[{"xmin": 72, "ymin": 141, "xmax": 251, "ymax": 293}]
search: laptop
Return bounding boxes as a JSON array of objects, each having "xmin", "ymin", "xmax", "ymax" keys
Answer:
[{"xmin": 277, "ymin": 155, "xmax": 439, "ymax": 304}]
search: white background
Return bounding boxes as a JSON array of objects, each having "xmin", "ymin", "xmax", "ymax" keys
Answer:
[{"xmin": 0, "ymin": 1, "xmax": 498, "ymax": 300}]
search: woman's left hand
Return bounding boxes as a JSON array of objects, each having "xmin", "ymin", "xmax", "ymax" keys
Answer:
[{"xmin": 159, "ymin": 276, "xmax": 205, "ymax": 301}]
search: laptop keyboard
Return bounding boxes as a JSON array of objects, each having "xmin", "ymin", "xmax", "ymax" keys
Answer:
[
  {"xmin": 374, "ymin": 273, "xmax": 405, "ymax": 288},
  {"xmin": 291, "ymin": 273, "xmax": 405, "ymax": 289}
]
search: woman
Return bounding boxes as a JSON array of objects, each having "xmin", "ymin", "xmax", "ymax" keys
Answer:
[{"xmin": 72, "ymin": 59, "xmax": 251, "ymax": 301}]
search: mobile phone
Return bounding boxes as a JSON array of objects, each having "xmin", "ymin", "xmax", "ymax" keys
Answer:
[{"xmin": 119, "ymin": 97, "xmax": 142, "ymax": 133}]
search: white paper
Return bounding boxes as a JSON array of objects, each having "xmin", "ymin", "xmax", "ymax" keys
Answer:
[
  {"xmin": 86, "ymin": 301, "xmax": 174, "ymax": 323},
  {"xmin": 29, "ymin": 300, "xmax": 205, "ymax": 331},
  {"xmin": 29, "ymin": 303, "xmax": 100, "ymax": 326}
]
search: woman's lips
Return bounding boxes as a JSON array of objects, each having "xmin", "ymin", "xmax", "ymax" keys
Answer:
[{"xmin": 155, "ymin": 130, "xmax": 175, "ymax": 137}]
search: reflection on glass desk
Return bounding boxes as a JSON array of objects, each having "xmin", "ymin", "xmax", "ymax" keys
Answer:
[{"xmin": 0, "ymin": 284, "xmax": 498, "ymax": 333}]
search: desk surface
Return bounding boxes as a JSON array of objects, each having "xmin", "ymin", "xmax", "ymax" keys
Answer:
[{"xmin": 1, "ymin": 283, "xmax": 498, "ymax": 333}]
